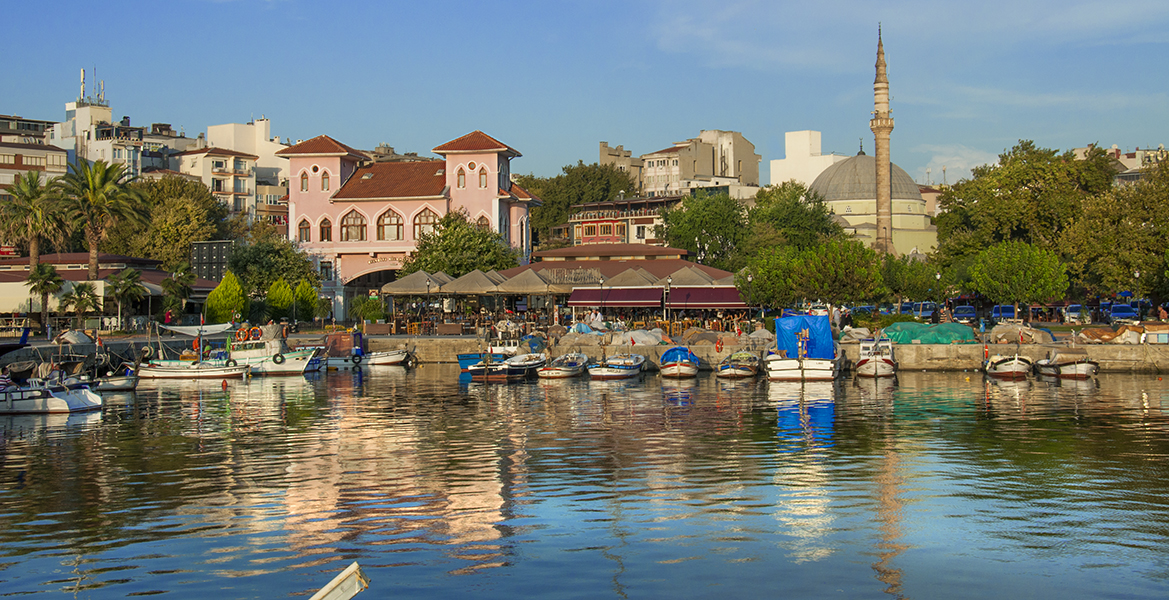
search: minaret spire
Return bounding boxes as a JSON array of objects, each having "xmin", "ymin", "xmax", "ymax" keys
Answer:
[{"xmin": 870, "ymin": 25, "xmax": 895, "ymax": 255}]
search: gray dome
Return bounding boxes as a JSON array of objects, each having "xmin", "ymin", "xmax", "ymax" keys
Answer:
[{"xmin": 809, "ymin": 154, "xmax": 923, "ymax": 202}]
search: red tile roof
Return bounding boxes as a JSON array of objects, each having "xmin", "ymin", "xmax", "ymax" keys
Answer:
[
  {"xmin": 0, "ymin": 141, "xmax": 67, "ymax": 152},
  {"xmin": 432, "ymin": 131, "xmax": 520, "ymax": 157},
  {"xmin": 533, "ymin": 244, "xmax": 689, "ymax": 259},
  {"xmin": 173, "ymin": 146, "xmax": 259, "ymax": 159},
  {"xmin": 275, "ymin": 135, "xmax": 368, "ymax": 158},
  {"xmin": 499, "ymin": 258, "xmax": 728, "ymax": 281},
  {"xmin": 643, "ymin": 145, "xmax": 682, "ymax": 157},
  {"xmin": 331, "ymin": 160, "xmax": 448, "ymax": 200}
]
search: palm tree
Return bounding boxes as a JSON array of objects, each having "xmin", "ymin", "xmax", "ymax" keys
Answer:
[
  {"xmin": 0, "ymin": 170, "xmax": 68, "ymax": 271},
  {"xmin": 59, "ymin": 282, "xmax": 100, "ymax": 330},
  {"xmin": 161, "ymin": 262, "xmax": 195, "ymax": 315},
  {"xmin": 106, "ymin": 268, "xmax": 147, "ymax": 331},
  {"xmin": 26, "ymin": 263, "xmax": 64, "ymax": 334},
  {"xmin": 57, "ymin": 160, "xmax": 147, "ymax": 280}
]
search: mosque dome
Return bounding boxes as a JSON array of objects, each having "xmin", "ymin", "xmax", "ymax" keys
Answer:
[{"xmin": 808, "ymin": 154, "xmax": 923, "ymax": 202}]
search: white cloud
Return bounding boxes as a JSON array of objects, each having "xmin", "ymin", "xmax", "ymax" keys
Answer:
[{"xmin": 910, "ymin": 144, "xmax": 999, "ymax": 184}]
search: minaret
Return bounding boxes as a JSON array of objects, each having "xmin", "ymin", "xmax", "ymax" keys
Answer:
[{"xmin": 870, "ymin": 27, "xmax": 895, "ymax": 255}]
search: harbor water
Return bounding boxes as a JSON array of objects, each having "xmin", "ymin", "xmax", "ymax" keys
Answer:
[{"xmin": 3, "ymin": 366, "xmax": 1169, "ymax": 598}]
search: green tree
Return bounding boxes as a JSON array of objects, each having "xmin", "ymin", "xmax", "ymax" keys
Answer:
[
  {"xmin": 348, "ymin": 295, "xmax": 386, "ymax": 323},
  {"xmin": 745, "ymin": 239, "xmax": 885, "ymax": 309},
  {"xmin": 935, "ymin": 141, "xmax": 1117, "ymax": 266},
  {"xmin": 656, "ymin": 192, "xmax": 747, "ymax": 271},
  {"xmin": 970, "ymin": 241, "xmax": 1068, "ymax": 317},
  {"xmin": 0, "ymin": 170, "xmax": 68, "ymax": 271},
  {"xmin": 743, "ymin": 181, "xmax": 844, "ymax": 256},
  {"xmin": 228, "ymin": 238, "xmax": 320, "ymax": 298},
  {"xmin": 104, "ymin": 175, "xmax": 230, "ymax": 269},
  {"xmin": 742, "ymin": 245, "xmax": 804, "ymax": 309},
  {"xmin": 883, "ymin": 255, "xmax": 947, "ymax": 309},
  {"xmin": 265, "ymin": 278, "xmax": 294, "ymax": 321},
  {"xmin": 57, "ymin": 160, "xmax": 148, "ymax": 280},
  {"xmin": 25, "ymin": 263, "xmax": 63, "ymax": 332},
  {"xmin": 160, "ymin": 262, "xmax": 195, "ymax": 317},
  {"xmin": 515, "ymin": 161, "xmax": 637, "ymax": 246},
  {"xmin": 59, "ymin": 282, "xmax": 100, "ymax": 329},
  {"xmin": 205, "ymin": 270, "xmax": 248, "ymax": 324},
  {"xmin": 106, "ymin": 268, "xmax": 147, "ymax": 331},
  {"xmin": 294, "ymin": 279, "xmax": 317, "ymax": 323},
  {"xmin": 401, "ymin": 209, "xmax": 519, "ymax": 278}
]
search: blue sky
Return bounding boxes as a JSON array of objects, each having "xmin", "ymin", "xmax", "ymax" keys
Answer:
[{"xmin": 7, "ymin": 0, "xmax": 1169, "ymax": 186}]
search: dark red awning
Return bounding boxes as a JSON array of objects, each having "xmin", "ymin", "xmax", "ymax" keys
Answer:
[
  {"xmin": 665, "ymin": 286, "xmax": 747, "ymax": 309},
  {"xmin": 567, "ymin": 287, "xmax": 663, "ymax": 307}
]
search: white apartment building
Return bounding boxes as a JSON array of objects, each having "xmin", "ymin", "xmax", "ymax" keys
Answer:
[
  {"xmin": 769, "ymin": 130, "xmax": 848, "ymax": 188},
  {"xmin": 206, "ymin": 117, "xmax": 290, "ymax": 187},
  {"xmin": 175, "ymin": 147, "xmax": 259, "ymax": 216}
]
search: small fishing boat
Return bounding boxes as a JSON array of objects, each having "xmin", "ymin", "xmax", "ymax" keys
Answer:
[
  {"xmin": 228, "ymin": 326, "xmax": 321, "ymax": 375},
  {"xmin": 766, "ymin": 314, "xmax": 844, "ymax": 381},
  {"xmin": 984, "ymin": 353, "xmax": 1032, "ymax": 380},
  {"xmin": 659, "ymin": 346, "xmax": 700, "ymax": 378},
  {"xmin": 0, "ymin": 379, "xmax": 102, "ymax": 414},
  {"xmin": 459, "ymin": 352, "xmax": 508, "ymax": 375},
  {"xmin": 715, "ymin": 351, "xmax": 760, "ymax": 379},
  {"xmin": 854, "ymin": 338, "xmax": 897, "ymax": 378},
  {"xmin": 588, "ymin": 354, "xmax": 646, "ymax": 380},
  {"xmin": 537, "ymin": 352, "xmax": 590, "ymax": 379},
  {"xmin": 467, "ymin": 353, "xmax": 546, "ymax": 382},
  {"xmin": 1034, "ymin": 347, "xmax": 1098, "ymax": 380},
  {"xmin": 138, "ymin": 360, "xmax": 251, "ymax": 379},
  {"xmin": 363, "ymin": 349, "xmax": 410, "ymax": 366}
]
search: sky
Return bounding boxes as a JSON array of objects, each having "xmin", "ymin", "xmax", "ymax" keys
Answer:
[{"xmin": 6, "ymin": 0, "xmax": 1169, "ymax": 186}]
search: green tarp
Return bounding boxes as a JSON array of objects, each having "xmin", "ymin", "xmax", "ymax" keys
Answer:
[{"xmin": 879, "ymin": 322, "xmax": 979, "ymax": 344}]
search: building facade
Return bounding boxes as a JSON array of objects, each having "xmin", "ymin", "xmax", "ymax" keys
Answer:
[
  {"xmin": 768, "ymin": 130, "xmax": 849, "ymax": 188},
  {"xmin": 279, "ymin": 130, "xmax": 540, "ymax": 316},
  {"xmin": 601, "ymin": 130, "xmax": 761, "ymax": 199},
  {"xmin": 0, "ymin": 114, "xmax": 56, "ymax": 145},
  {"xmin": 175, "ymin": 147, "xmax": 259, "ymax": 215}
]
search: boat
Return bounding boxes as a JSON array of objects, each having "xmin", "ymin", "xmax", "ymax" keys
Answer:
[
  {"xmin": 0, "ymin": 379, "xmax": 102, "ymax": 414},
  {"xmin": 1034, "ymin": 347, "xmax": 1098, "ymax": 380},
  {"xmin": 854, "ymin": 338, "xmax": 897, "ymax": 378},
  {"xmin": 537, "ymin": 352, "xmax": 590, "ymax": 379},
  {"xmin": 659, "ymin": 346, "xmax": 700, "ymax": 378},
  {"xmin": 89, "ymin": 374, "xmax": 139, "ymax": 392},
  {"xmin": 984, "ymin": 353, "xmax": 1032, "ymax": 380},
  {"xmin": 715, "ymin": 351, "xmax": 761, "ymax": 379},
  {"xmin": 138, "ymin": 360, "xmax": 251, "ymax": 379},
  {"xmin": 466, "ymin": 353, "xmax": 546, "ymax": 382},
  {"xmin": 363, "ymin": 349, "xmax": 410, "ymax": 366},
  {"xmin": 588, "ymin": 354, "xmax": 646, "ymax": 380},
  {"xmin": 227, "ymin": 325, "xmax": 321, "ymax": 375},
  {"xmin": 459, "ymin": 351, "xmax": 508, "ymax": 374},
  {"xmin": 765, "ymin": 314, "xmax": 843, "ymax": 381}
]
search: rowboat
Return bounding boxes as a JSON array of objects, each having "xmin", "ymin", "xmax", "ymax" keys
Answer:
[
  {"xmin": 659, "ymin": 346, "xmax": 700, "ymax": 378},
  {"xmin": 1034, "ymin": 348, "xmax": 1098, "ymax": 380},
  {"xmin": 854, "ymin": 338, "xmax": 897, "ymax": 378},
  {"xmin": 715, "ymin": 351, "xmax": 760, "ymax": 379},
  {"xmin": 537, "ymin": 352, "xmax": 590, "ymax": 379},
  {"xmin": 137, "ymin": 360, "xmax": 251, "ymax": 379},
  {"xmin": 363, "ymin": 349, "xmax": 410, "ymax": 366},
  {"xmin": 588, "ymin": 354, "xmax": 646, "ymax": 380},
  {"xmin": 984, "ymin": 354, "xmax": 1032, "ymax": 380},
  {"xmin": 467, "ymin": 353, "xmax": 546, "ymax": 382}
]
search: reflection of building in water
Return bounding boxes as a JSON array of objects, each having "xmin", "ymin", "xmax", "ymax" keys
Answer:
[
  {"xmin": 770, "ymin": 383, "xmax": 837, "ymax": 562},
  {"xmin": 871, "ymin": 444, "xmax": 909, "ymax": 598}
]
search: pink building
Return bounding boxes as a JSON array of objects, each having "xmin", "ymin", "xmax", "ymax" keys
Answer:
[{"xmin": 277, "ymin": 131, "xmax": 539, "ymax": 315}]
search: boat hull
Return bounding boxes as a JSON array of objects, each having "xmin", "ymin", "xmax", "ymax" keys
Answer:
[
  {"xmin": 236, "ymin": 348, "xmax": 320, "ymax": 375},
  {"xmin": 0, "ymin": 384, "xmax": 102, "ymax": 414},
  {"xmin": 364, "ymin": 350, "xmax": 410, "ymax": 366},
  {"xmin": 985, "ymin": 356, "xmax": 1032, "ymax": 380},
  {"xmin": 589, "ymin": 355, "xmax": 646, "ymax": 380},
  {"xmin": 91, "ymin": 375, "xmax": 139, "ymax": 392},
  {"xmin": 537, "ymin": 353, "xmax": 589, "ymax": 379},
  {"xmin": 855, "ymin": 357, "xmax": 897, "ymax": 378},
  {"xmin": 716, "ymin": 365, "xmax": 757, "ymax": 379},
  {"xmin": 1035, "ymin": 360, "xmax": 1098, "ymax": 380},
  {"xmin": 660, "ymin": 361, "xmax": 699, "ymax": 378},
  {"xmin": 765, "ymin": 355, "xmax": 841, "ymax": 381},
  {"xmin": 138, "ymin": 362, "xmax": 251, "ymax": 379}
]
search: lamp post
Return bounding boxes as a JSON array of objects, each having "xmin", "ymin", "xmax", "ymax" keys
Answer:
[
  {"xmin": 664, "ymin": 275, "xmax": 671, "ymax": 322},
  {"xmin": 1135, "ymin": 270, "xmax": 1141, "ymax": 320},
  {"xmin": 425, "ymin": 279, "xmax": 431, "ymax": 334},
  {"xmin": 598, "ymin": 276, "xmax": 605, "ymax": 324},
  {"xmin": 934, "ymin": 272, "xmax": 942, "ymax": 321},
  {"xmin": 747, "ymin": 273, "xmax": 755, "ymax": 321}
]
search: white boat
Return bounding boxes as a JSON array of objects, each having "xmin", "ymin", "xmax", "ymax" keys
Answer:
[
  {"xmin": 767, "ymin": 314, "xmax": 844, "ymax": 381},
  {"xmin": 985, "ymin": 354, "xmax": 1032, "ymax": 380},
  {"xmin": 228, "ymin": 338, "xmax": 320, "ymax": 375},
  {"xmin": 1034, "ymin": 348, "xmax": 1098, "ymax": 380},
  {"xmin": 363, "ymin": 349, "xmax": 410, "ymax": 366},
  {"xmin": 88, "ymin": 373, "xmax": 139, "ymax": 392},
  {"xmin": 0, "ymin": 380, "xmax": 102, "ymax": 414},
  {"xmin": 716, "ymin": 351, "xmax": 760, "ymax": 379},
  {"xmin": 537, "ymin": 352, "xmax": 590, "ymax": 379},
  {"xmin": 138, "ymin": 360, "xmax": 251, "ymax": 379},
  {"xmin": 659, "ymin": 346, "xmax": 700, "ymax": 378},
  {"xmin": 854, "ymin": 338, "xmax": 897, "ymax": 378},
  {"xmin": 467, "ymin": 353, "xmax": 546, "ymax": 382},
  {"xmin": 588, "ymin": 354, "xmax": 646, "ymax": 380}
]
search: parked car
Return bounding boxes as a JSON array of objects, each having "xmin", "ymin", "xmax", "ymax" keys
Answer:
[
  {"xmin": 899, "ymin": 302, "xmax": 914, "ymax": 315},
  {"xmin": 1064, "ymin": 304, "xmax": 1088, "ymax": 324},
  {"xmin": 991, "ymin": 305, "xmax": 1017, "ymax": 322},
  {"xmin": 953, "ymin": 305, "xmax": 977, "ymax": 324},
  {"xmin": 1108, "ymin": 304, "xmax": 1139, "ymax": 325},
  {"xmin": 913, "ymin": 302, "xmax": 937, "ymax": 320}
]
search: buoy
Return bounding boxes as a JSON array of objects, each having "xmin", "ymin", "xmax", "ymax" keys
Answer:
[
  {"xmin": 965, "ymin": 376, "xmax": 970, "ymax": 381},
  {"xmin": 222, "ymin": 380, "xmax": 228, "ymax": 390}
]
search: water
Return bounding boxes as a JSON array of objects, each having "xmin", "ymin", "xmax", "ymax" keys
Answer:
[{"xmin": 4, "ymin": 366, "xmax": 1169, "ymax": 598}]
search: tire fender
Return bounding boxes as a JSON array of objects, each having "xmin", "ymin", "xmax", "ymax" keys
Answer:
[
  {"xmin": 272, "ymin": 353, "xmax": 285, "ymax": 365},
  {"xmin": 226, "ymin": 359, "xmax": 238, "ymax": 367},
  {"xmin": 351, "ymin": 354, "xmax": 363, "ymax": 365}
]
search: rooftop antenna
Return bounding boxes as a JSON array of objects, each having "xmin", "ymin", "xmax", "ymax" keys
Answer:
[
  {"xmin": 925, "ymin": 167, "xmax": 931, "ymax": 185},
  {"xmin": 942, "ymin": 165, "xmax": 947, "ymax": 186}
]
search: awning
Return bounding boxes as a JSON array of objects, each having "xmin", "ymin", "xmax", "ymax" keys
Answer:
[
  {"xmin": 665, "ymin": 286, "xmax": 747, "ymax": 309},
  {"xmin": 567, "ymin": 287, "xmax": 662, "ymax": 307}
]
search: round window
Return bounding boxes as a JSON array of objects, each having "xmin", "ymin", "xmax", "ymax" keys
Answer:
[
  {"xmin": 468, "ymin": 162, "xmax": 476, "ymax": 170},
  {"xmin": 312, "ymin": 165, "xmax": 319, "ymax": 173}
]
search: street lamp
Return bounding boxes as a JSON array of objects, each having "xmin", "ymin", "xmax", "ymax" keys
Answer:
[
  {"xmin": 425, "ymin": 279, "xmax": 432, "ymax": 333},
  {"xmin": 1135, "ymin": 270, "xmax": 1141, "ymax": 319},
  {"xmin": 664, "ymin": 275, "xmax": 672, "ymax": 322},
  {"xmin": 747, "ymin": 273, "xmax": 755, "ymax": 320},
  {"xmin": 598, "ymin": 276, "xmax": 605, "ymax": 323}
]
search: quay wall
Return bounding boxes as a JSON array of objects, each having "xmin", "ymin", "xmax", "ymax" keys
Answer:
[{"xmin": 4, "ymin": 338, "xmax": 1168, "ymax": 374}]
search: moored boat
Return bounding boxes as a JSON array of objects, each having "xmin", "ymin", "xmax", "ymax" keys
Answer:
[
  {"xmin": 138, "ymin": 360, "xmax": 251, "ymax": 379},
  {"xmin": 537, "ymin": 352, "xmax": 590, "ymax": 379},
  {"xmin": 1034, "ymin": 348, "xmax": 1098, "ymax": 380},
  {"xmin": 985, "ymin": 354, "xmax": 1032, "ymax": 380},
  {"xmin": 467, "ymin": 353, "xmax": 546, "ymax": 382},
  {"xmin": 364, "ymin": 349, "xmax": 410, "ymax": 366},
  {"xmin": 766, "ymin": 314, "xmax": 843, "ymax": 381},
  {"xmin": 854, "ymin": 338, "xmax": 897, "ymax": 378},
  {"xmin": 659, "ymin": 346, "xmax": 700, "ymax": 378},
  {"xmin": 588, "ymin": 354, "xmax": 646, "ymax": 380},
  {"xmin": 0, "ymin": 379, "xmax": 102, "ymax": 414},
  {"xmin": 229, "ymin": 337, "xmax": 320, "ymax": 375},
  {"xmin": 716, "ymin": 351, "xmax": 760, "ymax": 379}
]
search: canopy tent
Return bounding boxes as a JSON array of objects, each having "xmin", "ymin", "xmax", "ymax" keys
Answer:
[
  {"xmin": 381, "ymin": 271, "xmax": 446, "ymax": 296},
  {"xmin": 439, "ymin": 269, "xmax": 500, "ymax": 295},
  {"xmin": 484, "ymin": 270, "xmax": 508, "ymax": 285},
  {"xmin": 664, "ymin": 286, "xmax": 748, "ymax": 309},
  {"xmin": 603, "ymin": 268, "xmax": 660, "ymax": 289},
  {"xmin": 658, "ymin": 266, "xmax": 715, "ymax": 286},
  {"xmin": 567, "ymin": 287, "xmax": 663, "ymax": 307},
  {"xmin": 159, "ymin": 323, "xmax": 237, "ymax": 337},
  {"xmin": 495, "ymin": 269, "xmax": 550, "ymax": 295}
]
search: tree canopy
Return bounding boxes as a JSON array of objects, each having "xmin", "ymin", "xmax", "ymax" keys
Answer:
[
  {"xmin": 745, "ymin": 181, "xmax": 844, "ymax": 252},
  {"xmin": 205, "ymin": 271, "xmax": 248, "ymax": 324},
  {"xmin": 0, "ymin": 170, "xmax": 67, "ymax": 270},
  {"xmin": 104, "ymin": 175, "xmax": 232, "ymax": 270},
  {"xmin": 969, "ymin": 241, "xmax": 1068, "ymax": 310},
  {"xmin": 743, "ymin": 238, "xmax": 886, "ymax": 308},
  {"xmin": 57, "ymin": 160, "xmax": 148, "ymax": 280},
  {"xmin": 656, "ymin": 192, "xmax": 748, "ymax": 272},
  {"xmin": 227, "ymin": 238, "xmax": 320, "ymax": 298},
  {"xmin": 514, "ymin": 162, "xmax": 637, "ymax": 246},
  {"xmin": 400, "ymin": 209, "xmax": 519, "ymax": 278}
]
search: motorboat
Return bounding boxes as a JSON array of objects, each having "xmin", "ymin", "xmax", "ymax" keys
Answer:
[
  {"xmin": 854, "ymin": 338, "xmax": 897, "ymax": 378},
  {"xmin": 537, "ymin": 352, "xmax": 590, "ymax": 379},
  {"xmin": 459, "ymin": 352, "xmax": 508, "ymax": 375},
  {"xmin": 467, "ymin": 353, "xmax": 546, "ymax": 383},
  {"xmin": 0, "ymin": 379, "xmax": 102, "ymax": 414},
  {"xmin": 766, "ymin": 315, "xmax": 843, "ymax": 381},
  {"xmin": 716, "ymin": 351, "xmax": 760, "ymax": 379},
  {"xmin": 659, "ymin": 346, "xmax": 700, "ymax": 378},
  {"xmin": 1034, "ymin": 348, "xmax": 1098, "ymax": 380},
  {"xmin": 588, "ymin": 354, "xmax": 646, "ymax": 380},
  {"xmin": 984, "ymin": 353, "xmax": 1033, "ymax": 380},
  {"xmin": 363, "ymin": 349, "xmax": 410, "ymax": 366},
  {"xmin": 228, "ymin": 335, "xmax": 321, "ymax": 375},
  {"xmin": 138, "ymin": 360, "xmax": 251, "ymax": 379}
]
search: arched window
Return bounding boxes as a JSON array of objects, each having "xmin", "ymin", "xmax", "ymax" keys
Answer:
[
  {"xmin": 457, "ymin": 168, "xmax": 466, "ymax": 189},
  {"xmin": 479, "ymin": 167, "xmax": 488, "ymax": 189},
  {"xmin": 297, "ymin": 219, "xmax": 311, "ymax": 242},
  {"xmin": 300, "ymin": 172, "xmax": 308, "ymax": 192},
  {"xmin": 341, "ymin": 210, "xmax": 366, "ymax": 241},
  {"xmin": 476, "ymin": 215, "xmax": 490, "ymax": 230},
  {"xmin": 321, "ymin": 172, "xmax": 330, "ymax": 191},
  {"xmin": 377, "ymin": 210, "xmax": 403, "ymax": 241},
  {"xmin": 319, "ymin": 218, "xmax": 332, "ymax": 242},
  {"xmin": 414, "ymin": 209, "xmax": 438, "ymax": 239}
]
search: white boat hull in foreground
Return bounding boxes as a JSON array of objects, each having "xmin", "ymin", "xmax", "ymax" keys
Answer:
[
  {"xmin": 0, "ymin": 383, "xmax": 102, "ymax": 414},
  {"xmin": 854, "ymin": 339, "xmax": 897, "ymax": 378},
  {"xmin": 589, "ymin": 354, "xmax": 646, "ymax": 380},
  {"xmin": 765, "ymin": 354, "xmax": 842, "ymax": 382},
  {"xmin": 1034, "ymin": 349, "xmax": 1098, "ymax": 380},
  {"xmin": 138, "ymin": 361, "xmax": 251, "ymax": 379},
  {"xmin": 985, "ymin": 355, "xmax": 1032, "ymax": 380}
]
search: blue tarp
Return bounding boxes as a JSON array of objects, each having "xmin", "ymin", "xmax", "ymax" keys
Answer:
[{"xmin": 775, "ymin": 315, "xmax": 834, "ymax": 360}]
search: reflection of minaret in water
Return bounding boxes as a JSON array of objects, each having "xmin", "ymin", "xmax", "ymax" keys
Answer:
[
  {"xmin": 871, "ymin": 441, "xmax": 909, "ymax": 598},
  {"xmin": 870, "ymin": 26, "xmax": 896, "ymax": 256}
]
